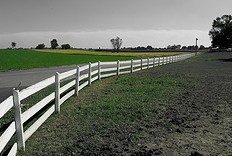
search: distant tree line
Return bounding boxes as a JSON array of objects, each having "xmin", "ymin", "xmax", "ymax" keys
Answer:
[
  {"xmin": 35, "ymin": 39, "xmax": 72, "ymax": 49},
  {"xmin": 120, "ymin": 44, "xmax": 207, "ymax": 51}
]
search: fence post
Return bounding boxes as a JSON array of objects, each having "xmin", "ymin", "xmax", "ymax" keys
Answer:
[
  {"xmin": 163, "ymin": 57, "xmax": 165, "ymax": 65},
  {"xmin": 13, "ymin": 89, "xmax": 25, "ymax": 151},
  {"xmin": 117, "ymin": 60, "xmax": 120, "ymax": 75},
  {"xmin": 55, "ymin": 72, "xmax": 60, "ymax": 113},
  {"xmin": 88, "ymin": 62, "xmax": 92, "ymax": 86},
  {"xmin": 98, "ymin": 61, "xmax": 101, "ymax": 80},
  {"xmin": 131, "ymin": 59, "xmax": 133, "ymax": 73},
  {"xmin": 141, "ymin": 59, "xmax": 143, "ymax": 70},
  {"xmin": 147, "ymin": 58, "xmax": 149, "ymax": 69},
  {"xmin": 158, "ymin": 57, "xmax": 161, "ymax": 66},
  {"xmin": 75, "ymin": 65, "xmax": 80, "ymax": 96},
  {"xmin": 153, "ymin": 58, "xmax": 155, "ymax": 67}
]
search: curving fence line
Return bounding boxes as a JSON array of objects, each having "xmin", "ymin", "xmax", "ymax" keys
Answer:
[{"xmin": 0, "ymin": 53, "xmax": 196, "ymax": 155}]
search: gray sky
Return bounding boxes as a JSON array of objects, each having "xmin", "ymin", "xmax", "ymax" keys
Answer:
[{"xmin": 0, "ymin": 0, "xmax": 232, "ymax": 48}]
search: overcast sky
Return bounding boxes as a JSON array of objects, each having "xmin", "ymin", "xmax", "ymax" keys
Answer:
[{"xmin": 0, "ymin": 0, "xmax": 231, "ymax": 48}]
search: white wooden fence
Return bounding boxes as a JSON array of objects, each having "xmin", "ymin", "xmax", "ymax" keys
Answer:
[{"xmin": 0, "ymin": 53, "xmax": 196, "ymax": 155}]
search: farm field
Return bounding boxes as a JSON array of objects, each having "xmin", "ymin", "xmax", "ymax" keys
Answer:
[
  {"xmin": 35, "ymin": 49, "xmax": 183, "ymax": 57},
  {"xmin": 20, "ymin": 52, "xmax": 232, "ymax": 155},
  {"xmin": 0, "ymin": 49, "xmax": 133, "ymax": 71},
  {"xmin": 0, "ymin": 49, "xmax": 183, "ymax": 71}
]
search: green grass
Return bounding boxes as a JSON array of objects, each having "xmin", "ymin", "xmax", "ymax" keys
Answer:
[
  {"xmin": 0, "ymin": 49, "xmax": 134, "ymax": 71},
  {"xmin": 19, "ymin": 69, "xmax": 186, "ymax": 155}
]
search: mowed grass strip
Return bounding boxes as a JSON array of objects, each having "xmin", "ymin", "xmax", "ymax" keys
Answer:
[
  {"xmin": 20, "ymin": 69, "xmax": 185, "ymax": 155},
  {"xmin": 0, "ymin": 49, "xmax": 134, "ymax": 71},
  {"xmin": 35, "ymin": 49, "xmax": 184, "ymax": 58}
]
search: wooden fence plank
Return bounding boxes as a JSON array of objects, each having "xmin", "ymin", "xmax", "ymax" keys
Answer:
[
  {"xmin": 79, "ymin": 65, "xmax": 89, "ymax": 72},
  {"xmin": 60, "ymin": 89, "xmax": 75, "ymax": 105},
  {"xmin": 91, "ymin": 76, "xmax": 98, "ymax": 83},
  {"xmin": 59, "ymin": 69, "xmax": 76, "ymax": 80},
  {"xmin": 22, "ymin": 92, "xmax": 55, "ymax": 123},
  {"xmin": 101, "ymin": 73, "xmax": 116, "ymax": 78},
  {"xmin": 0, "ymin": 122, "xmax": 16, "ymax": 153},
  {"xmin": 0, "ymin": 96, "xmax": 13, "ymax": 118},
  {"xmin": 133, "ymin": 64, "xmax": 141, "ymax": 68},
  {"xmin": 79, "ymin": 81, "xmax": 88, "ymax": 91},
  {"xmin": 7, "ymin": 142, "xmax": 17, "ymax": 156},
  {"xmin": 120, "ymin": 65, "xmax": 131, "ymax": 70},
  {"xmin": 119, "ymin": 60, "xmax": 131, "ymax": 64},
  {"xmin": 91, "ymin": 62, "xmax": 98, "ymax": 67},
  {"xmin": 60, "ymin": 80, "xmax": 75, "ymax": 94},
  {"xmin": 20, "ymin": 76, "xmax": 55, "ymax": 100},
  {"xmin": 101, "ymin": 67, "xmax": 117, "ymax": 73},
  {"xmin": 24, "ymin": 105, "xmax": 55, "ymax": 141},
  {"xmin": 91, "ymin": 70, "xmax": 98, "ymax": 76},
  {"xmin": 80, "ymin": 74, "xmax": 88, "ymax": 81},
  {"xmin": 133, "ymin": 69, "xmax": 141, "ymax": 72}
]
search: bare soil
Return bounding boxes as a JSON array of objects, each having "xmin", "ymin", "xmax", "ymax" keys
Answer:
[{"xmin": 134, "ymin": 52, "xmax": 232, "ymax": 155}]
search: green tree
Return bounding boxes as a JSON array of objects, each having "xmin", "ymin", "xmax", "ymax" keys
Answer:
[
  {"xmin": 51, "ymin": 39, "xmax": 59, "ymax": 49},
  {"xmin": 209, "ymin": 15, "xmax": 232, "ymax": 48},
  {"xmin": 61, "ymin": 44, "xmax": 71, "ymax": 49},
  {"xmin": 36, "ymin": 43, "xmax": 45, "ymax": 49},
  {"xmin": 146, "ymin": 45, "xmax": 154, "ymax": 50},
  {"xmin": 11, "ymin": 42, "xmax": 16, "ymax": 49},
  {"xmin": 110, "ymin": 37, "xmax": 122, "ymax": 53}
]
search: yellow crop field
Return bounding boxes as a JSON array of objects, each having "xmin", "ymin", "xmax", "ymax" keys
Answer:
[{"xmin": 34, "ymin": 49, "xmax": 185, "ymax": 58}]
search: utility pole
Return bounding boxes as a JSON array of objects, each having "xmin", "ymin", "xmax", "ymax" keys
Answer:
[{"xmin": 195, "ymin": 38, "xmax": 198, "ymax": 55}]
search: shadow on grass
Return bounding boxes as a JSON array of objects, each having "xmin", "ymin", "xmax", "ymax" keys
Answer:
[{"xmin": 218, "ymin": 58, "xmax": 232, "ymax": 62}]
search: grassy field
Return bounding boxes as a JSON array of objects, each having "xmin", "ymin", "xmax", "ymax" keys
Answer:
[
  {"xmin": 0, "ymin": 49, "xmax": 183, "ymax": 71},
  {"xmin": 19, "ymin": 70, "xmax": 183, "ymax": 155},
  {"xmin": 18, "ymin": 52, "xmax": 232, "ymax": 155},
  {"xmin": 0, "ymin": 49, "xmax": 133, "ymax": 71}
]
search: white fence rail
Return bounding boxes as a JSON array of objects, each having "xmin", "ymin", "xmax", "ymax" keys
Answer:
[{"xmin": 0, "ymin": 52, "xmax": 197, "ymax": 155}]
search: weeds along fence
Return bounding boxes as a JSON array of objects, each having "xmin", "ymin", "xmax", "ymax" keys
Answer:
[{"xmin": 0, "ymin": 53, "xmax": 196, "ymax": 155}]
